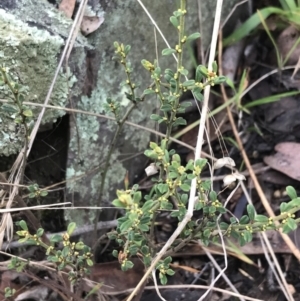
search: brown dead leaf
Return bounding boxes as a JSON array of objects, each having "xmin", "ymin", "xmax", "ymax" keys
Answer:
[
  {"xmin": 264, "ymin": 142, "xmax": 300, "ymax": 181},
  {"xmin": 58, "ymin": 0, "xmax": 76, "ymax": 18},
  {"xmin": 81, "ymin": 16, "xmax": 104, "ymax": 36},
  {"xmin": 90, "ymin": 259, "xmax": 144, "ymax": 294},
  {"xmin": 0, "ymin": 271, "xmax": 29, "ymax": 299},
  {"xmin": 276, "ymin": 26, "xmax": 300, "ymax": 65}
]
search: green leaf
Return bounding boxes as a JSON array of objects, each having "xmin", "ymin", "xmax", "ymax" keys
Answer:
[
  {"xmin": 212, "ymin": 61, "xmax": 218, "ymax": 73},
  {"xmin": 134, "ymin": 233, "xmax": 143, "ymax": 241},
  {"xmin": 154, "ymin": 67, "xmax": 161, "ymax": 77},
  {"xmin": 1, "ymin": 103, "xmax": 19, "ymax": 114},
  {"xmin": 67, "ymin": 222, "xmax": 76, "ymax": 236},
  {"xmin": 36, "ymin": 228, "xmax": 44, "ymax": 237},
  {"xmin": 219, "ymin": 222, "xmax": 229, "ymax": 230},
  {"xmin": 141, "ymin": 245, "xmax": 149, "ymax": 255},
  {"xmin": 140, "ymin": 216, "xmax": 151, "ymax": 224},
  {"xmin": 143, "ymin": 88, "xmax": 155, "ymax": 95},
  {"xmin": 124, "ymin": 44, "xmax": 131, "ymax": 55},
  {"xmin": 180, "ymin": 183, "xmax": 190, "ymax": 192},
  {"xmin": 133, "ymin": 191, "xmax": 142, "ymax": 203},
  {"xmin": 166, "ymin": 268, "xmax": 175, "ymax": 276},
  {"xmin": 159, "ymin": 273, "xmax": 168, "ymax": 285},
  {"xmin": 192, "ymin": 87, "xmax": 203, "ymax": 101},
  {"xmin": 282, "ymin": 223, "xmax": 292, "ymax": 234},
  {"xmin": 121, "ymin": 260, "xmax": 134, "ymax": 271},
  {"xmin": 209, "ymin": 191, "xmax": 217, "ymax": 201},
  {"xmin": 286, "ymin": 186, "xmax": 297, "ymax": 200},
  {"xmin": 144, "ymin": 149, "xmax": 158, "ymax": 160},
  {"xmin": 209, "ymin": 206, "xmax": 216, "ymax": 214},
  {"xmin": 170, "ymin": 16, "xmax": 178, "ymax": 27},
  {"xmin": 19, "ymin": 220, "xmax": 28, "ymax": 231},
  {"xmin": 172, "ymin": 117, "xmax": 187, "ymax": 127},
  {"xmin": 170, "ymin": 210, "xmax": 180, "ymax": 217},
  {"xmin": 120, "ymin": 219, "xmax": 133, "ymax": 232},
  {"xmin": 254, "ymin": 215, "xmax": 269, "ymax": 223},
  {"xmin": 217, "ymin": 206, "xmax": 226, "ymax": 214},
  {"xmin": 157, "ymin": 183, "xmax": 168, "ymax": 194},
  {"xmin": 50, "ymin": 234, "xmax": 63, "ymax": 243},
  {"xmin": 247, "ymin": 204, "xmax": 255, "ymax": 221},
  {"xmin": 164, "ymin": 256, "xmax": 172, "ymax": 265},
  {"xmin": 186, "ymin": 32, "xmax": 201, "ymax": 42},
  {"xmin": 86, "ymin": 258, "xmax": 94, "ymax": 266},
  {"xmin": 180, "ymin": 102, "xmax": 192, "ymax": 108},
  {"xmin": 142, "ymin": 200, "xmax": 154, "ymax": 212},
  {"xmin": 180, "ymin": 193, "xmax": 189, "ymax": 204},
  {"xmin": 280, "ymin": 202, "xmax": 288, "ymax": 213},
  {"xmin": 195, "ymin": 66, "xmax": 204, "ymax": 82},
  {"xmin": 185, "ymin": 159, "xmax": 194, "ymax": 170},
  {"xmin": 47, "ymin": 255, "xmax": 59, "ymax": 262},
  {"xmin": 230, "ymin": 217, "xmax": 238, "ymax": 224},
  {"xmin": 203, "ymin": 228, "xmax": 211, "ymax": 238},
  {"xmin": 112, "ymin": 199, "xmax": 126, "ymax": 208},
  {"xmin": 287, "ymin": 217, "xmax": 297, "ymax": 231},
  {"xmin": 169, "ymin": 78, "xmax": 177, "ymax": 94},
  {"xmin": 243, "ymin": 230, "xmax": 253, "ymax": 243},
  {"xmin": 162, "ymin": 48, "xmax": 176, "ymax": 56},
  {"xmin": 129, "ymin": 245, "xmax": 139, "ymax": 255},
  {"xmin": 160, "ymin": 104, "xmax": 172, "ymax": 112},
  {"xmin": 28, "ymin": 192, "xmax": 36, "ymax": 198},
  {"xmin": 139, "ymin": 224, "xmax": 149, "ymax": 232},
  {"xmin": 150, "ymin": 114, "xmax": 163, "ymax": 122},
  {"xmin": 213, "ymin": 76, "xmax": 226, "ymax": 85},
  {"xmin": 22, "ymin": 109, "xmax": 33, "ymax": 117},
  {"xmin": 239, "ymin": 215, "xmax": 250, "ymax": 225},
  {"xmin": 179, "ymin": 68, "xmax": 188, "ymax": 76},
  {"xmin": 40, "ymin": 190, "xmax": 48, "ymax": 197},
  {"xmin": 18, "ymin": 237, "xmax": 29, "ymax": 244},
  {"xmin": 62, "ymin": 246, "xmax": 70, "ymax": 257},
  {"xmin": 286, "ymin": 198, "xmax": 300, "ymax": 211},
  {"xmin": 75, "ymin": 241, "xmax": 85, "ymax": 250},
  {"xmin": 197, "ymin": 65, "xmax": 208, "ymax": 76},
  {"xmin": 128, "ymin": 212, "xmax": 139, "ymax": 221},
  {"xmin": 182, "ymin": 79, "xmax": 195, "ymax": 87},
  {"xmin": 112, "ymin": 250, "xmax": 118, "ymax": 258}
]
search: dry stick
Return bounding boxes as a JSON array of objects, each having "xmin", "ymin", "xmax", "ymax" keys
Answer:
[
  {"xmin": 2, "ymin": 219, "xmax": 117, "ymax": 250},
  {"xmin": 126, "ymin": 0, "xmax": 223, "ymax": 299},
  {"xmin": 93, "ymin": 102, "xmax": 138, "ymax": 241}
]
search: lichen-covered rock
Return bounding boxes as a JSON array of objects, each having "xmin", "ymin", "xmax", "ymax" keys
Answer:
[{"xmin": 0, "ymin": 1, "xmax": 89, "ymax": 155}]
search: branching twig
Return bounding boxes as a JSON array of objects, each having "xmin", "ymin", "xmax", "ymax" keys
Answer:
[{"xmin": 126, "ymin": 0, "xmax": 223, "ymax": 299}]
